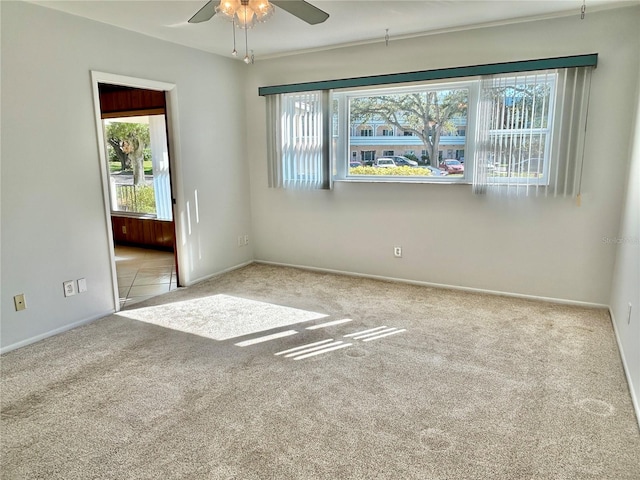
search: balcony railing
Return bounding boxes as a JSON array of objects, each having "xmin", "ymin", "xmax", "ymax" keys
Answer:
[
  {"xmin": 112, "ymin": 184, "xmax": 157, "ymax": 215},
  {"xmin": 350, "ymin": 135, "xmax": 466, "ymax": 146}
]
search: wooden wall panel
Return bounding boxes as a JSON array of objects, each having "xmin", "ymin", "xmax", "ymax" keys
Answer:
[
  {"xmin": 111, "ymin": 216, "xmax": 174, "ymax": 250},
  {"xmin": 99, "ymin": 84, "xmax": 166, "ymax": 117}
]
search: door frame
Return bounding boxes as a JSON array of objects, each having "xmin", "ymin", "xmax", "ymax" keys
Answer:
[{"xmin": 90, "ymin": 71, "xmax": 185, "ymax": 311}]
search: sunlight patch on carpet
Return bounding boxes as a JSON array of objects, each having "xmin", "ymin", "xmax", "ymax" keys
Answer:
[
  {"xmin": 306, "ymin": 318, "xmax": 352, "ymax": 330},
  {"xmin": 117, "ymin": 294, "xmax": 328, "ymax": 341},
  {"xmin": 274, "ymin": 339, "xmax": 352, "ymax": 360},
  {"xmin": 235, "ymin": 330, "xmax": 299, "ymax": 347}
]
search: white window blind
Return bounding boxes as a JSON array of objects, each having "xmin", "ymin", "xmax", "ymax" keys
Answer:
[
  {"xmin": 149, "ymin": 115, "xmax": 173, "ymax": 220},
  {"xmin": 266, "ymin": 90, "xmax": 330, "ymax": 189},
  {"xmin": 473, "ymin": 67, "xmax": 593, "ymax": 197}
]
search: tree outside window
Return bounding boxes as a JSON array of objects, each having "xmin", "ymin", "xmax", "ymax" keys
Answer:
[
  {"xmin": 104, "ymin": 115, "xmax": 172, "ymax": 219},
  {"xmin": 350, "ymin": 89, "xmax": 468, "ymax": 166}
]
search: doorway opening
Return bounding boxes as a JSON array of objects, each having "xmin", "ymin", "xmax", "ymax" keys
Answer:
[{"xmin": 92, "ymin": 73, "xmax": 182, "ymax": 310}]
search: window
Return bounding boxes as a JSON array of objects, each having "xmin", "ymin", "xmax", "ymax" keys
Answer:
[
  {"xmin": 103, "ymin": 115, "xmax": 172, "ymax": 219},
  {"xmin": 479, "ymin": 72, "xmax": 555, "ymax": 182},
  {"xmin": 334, "ymin": 81, "xmax": 471, "ymax": 181},
  {"xmin": 381, "ymin": 128, "xmax": 393, "ymax": 136},
  {"xmin": 473, "ymin": 68, "xmax": 591, "ymax": 196},
  {"xmin": 262, "ymin": 55, "xmax": 596, "ymax": 193},
  {"xmin": 361, "ymin": 150, "xmax": 376, "ymax": 163}
]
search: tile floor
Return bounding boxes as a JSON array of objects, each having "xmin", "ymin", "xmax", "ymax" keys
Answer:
[{"xmin": 115, "ymin": 245, "xmax": 177, "ymax": 308}]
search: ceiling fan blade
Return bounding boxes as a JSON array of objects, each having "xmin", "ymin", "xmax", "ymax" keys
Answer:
[
  {"xmin": 271, "ymin": 0, "xmax": 329, "ymax": 25},
  {"xmin": 188, "ymin": 1, "xmax": 217, "ymax": 24}
]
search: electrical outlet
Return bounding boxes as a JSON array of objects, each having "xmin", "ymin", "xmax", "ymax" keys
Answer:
[
  {"xmin": 394, "ymin": 246, "xmax": 402, "ymax": 258},
  {"xmin": 237, "ymin": 236, "xmax": 244, "ymax": 247},
  {"xmin": 244, "ymin": 235, "xmax": 249, "ymax": 246},
  {"xmin": 63, "ymin": 280, "xmax": 76, "ymax": 297},
  {"xmin": 14, "ymin": 294, "xmax": 27, "ymax": 311},
  {"xmin": 77, "ymin": 278, "xmax": 88, "ymax": 293},
  {"xmin": 122, "ymin": 225, "xmax": 127, "ymax": 234},
  {"xmin": 628, "ymin": 303, "xmax": 633, "ymax": 324}
]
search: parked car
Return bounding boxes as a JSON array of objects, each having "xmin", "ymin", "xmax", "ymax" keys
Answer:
[
  {"xmin": 374, "ymin": 157, "xmax": 397, "ymax": 168},
  {"xmin": 349, "ymin": 160, "xmax": 362, "ymax": 168},
  {"xmin": 388, "ymin": 155, "xmax": 418, "ymax": 167},
  {"xmin": 439, "ymin": 159, "xmax": 464, "ymax": 174}
]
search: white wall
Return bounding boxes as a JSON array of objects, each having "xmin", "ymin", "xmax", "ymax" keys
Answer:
[
  {"xmin": 1, "ymin": 2, "xmax": 253, "ymax": 350},
  {"xmin": 609, "ymin": 59, "xmax": 640, "ymax": 423},
  {"xmin": 246, "ymin": 6, "xmax": 640, "ymax": 305}
]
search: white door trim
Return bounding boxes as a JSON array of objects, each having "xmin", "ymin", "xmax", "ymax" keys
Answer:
[{"xmin": 90, "ymin": 71, "xmax": 185, "ymax": 311}]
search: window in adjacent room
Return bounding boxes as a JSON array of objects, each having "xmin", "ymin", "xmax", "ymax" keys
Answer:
[{"xmin": 103, "ymin": 114, "xmax": 172, "ymax": 219}]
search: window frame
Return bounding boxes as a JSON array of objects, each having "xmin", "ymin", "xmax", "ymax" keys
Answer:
[
  {"xmin": 332, "ymin": 78, "xmax": 479, "ymax": 184},
  {"xmin": 479, "ymin": 72, "xmax": 558, "ymax": 186},
  {"xmin": 262, "ymin": 54, "xmax": 597, "ymax": 193},
  {"xmin": 102, "ymin": 113, "xmax": 173, "ymax": 219}
]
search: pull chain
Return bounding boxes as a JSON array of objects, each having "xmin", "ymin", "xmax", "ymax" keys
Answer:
[
  {"xmin": 581, "ymin": 0, "xmax": 586, "ymax": 20},
  {"xmin": 231, "ymin": 20, "xmax": 237, "ymax": 56},
  {"xmin": 244, "ymin": 17, "xmax": 250, "ymax": 64},
  {"xmin": 384, "ymin": 28, "xmax": 390, "ymax": 47}
]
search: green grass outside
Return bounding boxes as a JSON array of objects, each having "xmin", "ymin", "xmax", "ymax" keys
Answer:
[{"xmin": 109, "ymin": 161, "xmax": 153, "ymax": 175}]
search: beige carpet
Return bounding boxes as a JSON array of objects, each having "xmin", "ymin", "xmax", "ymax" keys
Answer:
[{"xmin": 2, "ymin": 263, "xmax": 639, "ymax": 479}]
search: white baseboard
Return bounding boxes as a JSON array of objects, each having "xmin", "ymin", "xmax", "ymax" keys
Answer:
[
  {"xmin": 608, "ymin": 307, "xmax": 640, "ymax": 431},
  {"xmin": 256, "ymin": 259, "xmax": 638, "ymax": 429},
  {"xmin": 182, "ymin": 260, "xmax": 254, "ymax": 287},
  {"xmin": 4, "ymin": 259, "xmax": 637, "ymax": 431},
  {"xmin": 254, "ymin": 259, "xmax": 609, "ymax": 309},
  {"xmin": 1, "ymin": 261, "xmax": 254, "ymax": 355},
  {"xmin": 0, "ymin": 312, "xmax": 112, "ymax": 355}
]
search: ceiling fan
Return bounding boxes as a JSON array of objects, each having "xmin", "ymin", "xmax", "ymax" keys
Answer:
[
  {"xmin": 188, "ymin": 0, "xmax": 330, "ymax": 26},
  {"xmin": 189, "ymin": 0, "xmax": 329, "ymax": 63}
]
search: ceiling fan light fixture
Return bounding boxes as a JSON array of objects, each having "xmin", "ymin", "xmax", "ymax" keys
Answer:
[
  {"xmin": 216, "ymin": 0, "xmax": 240, "ymax": 17},
  {"xmin": 190, "ymin": 0, "xmax": 328, "ymax": 62},
  {"xmin": 236, "ymin": 5, "xmax": 256, "ymax": 28},
  {"xmin": 216, "ymin": 0, "xmax": 274, "ymax": 29},
  {"xmin": 249, "ymin": 0, "xmax": 275, "ymax": 22}
]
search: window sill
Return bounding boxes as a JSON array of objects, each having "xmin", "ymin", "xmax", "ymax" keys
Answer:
[
  {"xmin": 333, "ymin": 178, "xmax": 471, "ymax": 185},
  {"xmin": 110, "ymin": 212, "xmax": 159, "ymax": 220}
]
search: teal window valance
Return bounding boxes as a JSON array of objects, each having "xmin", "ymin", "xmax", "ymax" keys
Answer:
[{"xmin": 258, "ymin": 54, "xmax": 597, "ymax": 96}]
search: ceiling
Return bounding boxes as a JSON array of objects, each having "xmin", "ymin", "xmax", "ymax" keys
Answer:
[{"xmin": 31, "ymin": 1, "xmax": 636, "ymax": 60}]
